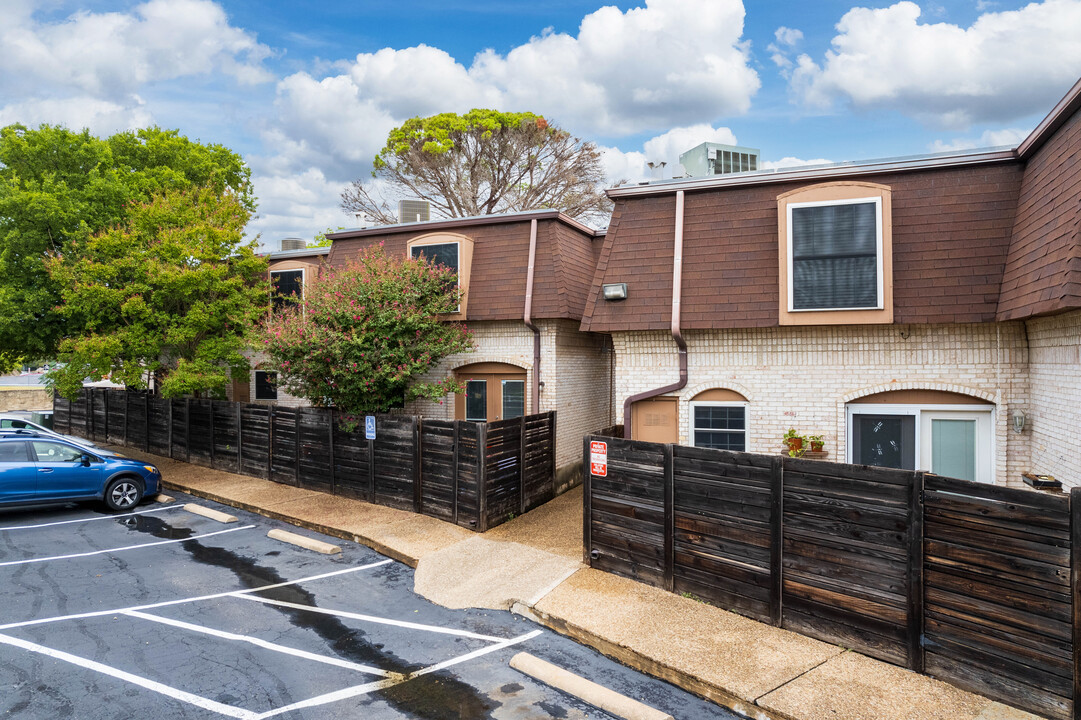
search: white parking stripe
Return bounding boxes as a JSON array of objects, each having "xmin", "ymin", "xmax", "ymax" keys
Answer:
[
  {"xmin": 124, "ymin": 610, "xmax": 395, "ymax": 677},
  {"xmin": 253, "ymin": 630, "xmax": 543, "ymax": 719},
  {"xmin": 0, "ymin": 525, "xmax": 255, "ymax": 567},
  {"xmin": 0, "ymin": 632, "xmax": 260, "ymax": 720},
  {"xmin": 0, "ymin": 560, "xmax": 393, "ymax": 632},
  {"xmin": 0, "ymin": 505, "xmax": 184, "ymax": 531},
  {"xmin": 237, "ymin": 595, "xmax": 508, "ymax": 643}
]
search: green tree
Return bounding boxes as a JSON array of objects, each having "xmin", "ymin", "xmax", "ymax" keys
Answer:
[
  {"xmin": 0, "ymin": 124, "xmax": 254, "ymax": 361},
  {"xmin": 258, "ymin": 244, "xmax": 474, "ymax": 414},
  {"xmin": 46, "ymin": 187, "xmax": 268, "ymax": 400},
  {"xmin": 340, "ymin": 109, "xmax": 610, "ymax": 226}
]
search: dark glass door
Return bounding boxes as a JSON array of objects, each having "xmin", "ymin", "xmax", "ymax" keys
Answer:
[{"xmin": 852, "ymin": 414, "xmax": 915, "ymax": 470}]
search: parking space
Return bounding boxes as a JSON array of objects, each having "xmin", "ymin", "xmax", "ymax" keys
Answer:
[{"xmin": 0, "ymin": 494, "xmax": 742, "ymax": 719}]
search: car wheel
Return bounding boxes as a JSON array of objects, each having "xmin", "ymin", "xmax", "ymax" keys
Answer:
[{"xmin": 104, "ymin": 477, "xmax": 144, "ymax": 512}]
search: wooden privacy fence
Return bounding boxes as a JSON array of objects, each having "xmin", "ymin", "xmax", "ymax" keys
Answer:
[
  {"xmin": 584, "ymin": 435, "xmax": 1078, "ymax": 720},
  {"xmin": 53, "ymin": 389, "xmax": 557, "ymax": 532}
]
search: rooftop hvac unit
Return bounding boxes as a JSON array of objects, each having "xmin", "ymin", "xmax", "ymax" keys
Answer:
[
  {"xmin": 280, "ymin": 237, "xmax": 307, "ymax": 251},
  {"xmin": 398, "ymin": 199, "xmax": 430, "ymax": 223},
  {"xmin": 678, "ymin": 143, "xmax": 761, "ymax": 178}
]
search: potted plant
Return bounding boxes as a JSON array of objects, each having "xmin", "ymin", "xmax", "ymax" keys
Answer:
[
  {"xmin": 807, "ymin": 434, "xmax": 825, "ymax": 452},
  {"xmin": 783, "ymin": 428, "xmax": 805, "ymax": 457}
]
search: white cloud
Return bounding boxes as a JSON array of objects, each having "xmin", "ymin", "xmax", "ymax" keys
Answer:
[
  {"xmin": 0, "ymin": 96, "xmax": 154, "ymax": 135},
  {"xmin": 245, "ymin": 167, "xmax": 356, "ymax": 249},
  {"xmin": 601, "ymin": 124, "xmax": 740, "ymax": 183},
  {"xmin": 774, "ymin": 26, "xmax": 804, "ymax": 46},
  {"xmin": 268, "ymin": 0, "xmax": 760, "ymax": 175},
  {"xmin": 0, "ymin": 0, "xmax": 272, "ymax": 134},
  {"xmin": 929, "ymin": 127, "xmax": 1029, "ymax": 152},
  {"xmin": 760, "ymin": 156, "xmax": 833, "ymax": 171},
  {"xmin": 789, "ymin": 0, "xmax": 1081, "ymax": 128}
]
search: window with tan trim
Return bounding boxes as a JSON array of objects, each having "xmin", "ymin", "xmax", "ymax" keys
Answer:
[
  {"xmin": 777, "ymin": 182, "xmax": 893, "ymax": 325},
  {"xmin": 407, "ymin": 232, "xmax": 474, "ymax": 320}
]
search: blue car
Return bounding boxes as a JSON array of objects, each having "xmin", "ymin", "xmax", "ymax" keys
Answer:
[{"xmin": 0, "ymin": 430, "xmax": 160, "ymax": 511}]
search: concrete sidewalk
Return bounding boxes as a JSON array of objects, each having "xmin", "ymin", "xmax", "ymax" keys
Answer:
[{"xmin": 120, "ymin": 447, "xmax": 1041, "ymax": 720}]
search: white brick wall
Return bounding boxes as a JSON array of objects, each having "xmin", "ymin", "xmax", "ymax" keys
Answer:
[
  {"xmin": 403, "ymin": 319, "xmax": 611, "ymax": 467},
  {"xmin": 612, "ymin": 322, "xmax": 1033, "ymax": 487},
  {"xmin": 1026, "ymin": 310, "xmax": 1081, "ymax": 487}
]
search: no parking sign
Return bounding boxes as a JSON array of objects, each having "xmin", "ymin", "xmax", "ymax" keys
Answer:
[{"xmin": 589, "ymin": 441, "xmax": 607, "ymax": 477}]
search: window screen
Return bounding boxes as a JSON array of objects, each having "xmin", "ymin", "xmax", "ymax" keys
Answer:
[
  {"xmin": 791, "ymin": 201, "xmax": 878, "ymax": 310},
  {"xmin": 502, "ymin": 380, "xmax": 524, "ymax": 420},
  {"xmin": 465, "ymin": 380, "xmax": 487, "ymax": 421},
  {"xmin": 692, "ymin": 405, "xmax": 746, "ymax": 451},
  {"xmin": 410, "ymin": 244, "xmax": 458, "ymax": 274},
  {"xmin": 271, "ymin": 270, "xmax": 303, "ymax": 312},
  {"xmin": 255, "ymin": 371, "xmax": 278, "ymax": 400}
]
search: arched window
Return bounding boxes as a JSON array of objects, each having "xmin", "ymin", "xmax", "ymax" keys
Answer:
[{"xmin": 689, "ymin": 389, "xmax": 749, "ymax": 451}]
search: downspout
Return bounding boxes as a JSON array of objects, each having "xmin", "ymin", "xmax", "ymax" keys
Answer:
[
  {"xmin": 524, "ymin": 218, "xmax": 541, "ymax": 414},
  {"xmin": 623, "ymin": 190, "xmax": 688, "ymax": 439}
]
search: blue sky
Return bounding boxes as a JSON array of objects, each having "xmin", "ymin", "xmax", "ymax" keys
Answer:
[{"xmin": 3, "ymin": 0, "xmax": 1081, "ymax": 245}]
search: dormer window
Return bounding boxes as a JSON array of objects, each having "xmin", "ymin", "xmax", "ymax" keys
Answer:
[
  {"xmin": 406, "ymin": 233, "xmax": 474, "ymax": 320},
  {"xmin": 270, "ymin": 269, "xmax": 303, "ymax": 312},
  {"xmin": 777, "ymin": 182, "xmax": 893, "ymax": 325}
]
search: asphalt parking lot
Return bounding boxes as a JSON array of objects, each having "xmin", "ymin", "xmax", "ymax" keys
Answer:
[{"xmin": 0, "ymin": 493, "xmax": 743, "ymax": 719}]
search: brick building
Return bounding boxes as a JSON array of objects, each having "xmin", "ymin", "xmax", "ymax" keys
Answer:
[{"xmin": 583, "ymin": 77, "xmax": 1081, "ymax": 488}]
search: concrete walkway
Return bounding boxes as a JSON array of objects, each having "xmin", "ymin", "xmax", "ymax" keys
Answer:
[{"xmin": 117, "ymin": 447, "xmax": 1043, "ymax": 720}]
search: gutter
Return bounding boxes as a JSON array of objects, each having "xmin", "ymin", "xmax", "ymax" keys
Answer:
[
  {"xmin": 524, "ymin": 219, "xmax": 541, "ymax": 414},
  {"xmin": 623, "ymin": 191, "xmax": 688, "ymax": 439}
]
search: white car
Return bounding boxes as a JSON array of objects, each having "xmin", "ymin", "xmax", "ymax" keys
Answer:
[{"xmin": 0, "ymin": 414, "xmax": 122, "ymax": 457}]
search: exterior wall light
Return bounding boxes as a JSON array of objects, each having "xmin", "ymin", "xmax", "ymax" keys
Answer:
[
  {"xmin": 1012, "ymin": 409, "xmax": 1026, "ymax": 434},
  {"xmin": 603, "ymin": 283, "xmax": 628, "ymax": 301}
]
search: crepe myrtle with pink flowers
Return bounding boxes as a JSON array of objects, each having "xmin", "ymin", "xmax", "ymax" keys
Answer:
[{"xmin": 258, "ymin": 243, "xmax": 474, "ymax": 416}]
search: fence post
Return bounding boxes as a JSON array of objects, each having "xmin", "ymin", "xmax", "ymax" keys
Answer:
[
  {"xmin": 207, "ymin": 401, "xmax": 215, "ymax": 467},
  {"xmin": 267, "ymin": 406, "xmax": 275, "ymax": 480},
  {"xmin": 328, "ymin": 409, "xmax": 336, "ymax": 496},
  {"xmin": 103, "ymin": 390, "xmax": 109, "ymax": 443},
  {"xmin": 122, "ymin": 392, "xmax": 128, "ymax": 446},
  {"xmin": 452, "ymin": 421, "xmax": 461, "ymax": 526},
  {"xmin": 294, "ymin": 409, "xmax": 301, "ymax": 487},
  {"xmin": 144, "ymin": 395, "xmax": 150, "ymax": 453},
  {"xmin": 1071, "ymin": 486, "xmax": 1081, "ymax": 720},
  {"xmin": 770, "ymin": 456, "xmax": 784, "ymax": 627},
  {"xmin": 663, "ymin": 443, "xmax": 675, "ymax": 593},
  {"xmin": 907, "ymin": 471, "xmax": 926, "ymax": 673},
  {"xmin": 477, "ymin": 422, "xmax": 488, "ymax": 532},
  {"xmin": 519, "ymin": 414, "xmax": 527, "ymax": 515},
  {"xmin": 168, "ymin": 399, "xmax": 174, "ymax": 459},
  {"xmin": 413, "ymin": 417, "xmax": 422, "ymax": 514},
  {"xmin": 583, "ymin": 435, "xmax": 592, "ymax": 565},
  {"xmin": 235, "ymin": 403, "xmax": 243, "ymax": 473},
  {"xmin": 86, "ymin": 388, "xmax": 92, "ymax": 441},
  {"xmin": 185, "ymin": 397, "xmax": 191, "ymax": 463},
  {"xmin": 549, "ymin": 411, "xmax": 557, "ymax": 494}
]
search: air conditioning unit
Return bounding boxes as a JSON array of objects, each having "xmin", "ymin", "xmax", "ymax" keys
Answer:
[
  {"xmin": 280, "ymin": 237, "xmax": 307, "ymax": 251},
  {"xmin": 679, "ymin": 143, "xmax": 761, "ymax": 178},
  {"xmin": 398, "ymin": 199, "xmax": 430, "ymax": 223}
]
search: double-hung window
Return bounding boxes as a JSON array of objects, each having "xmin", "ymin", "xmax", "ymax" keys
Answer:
[
  {"xmin": 789, "ymin": 198, "xmax": 882, "ymax": 311},
  {"xmin": 410, "ymin": 242, "xmax": 461, "ymax": 311},
  {"xmin": 270, "ymin": 269, "xmax": 303, "ymax": 312}
]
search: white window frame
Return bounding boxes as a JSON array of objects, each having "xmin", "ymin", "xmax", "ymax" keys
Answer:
[
  {"xmin": 845, "ymin": 403, "xmax": 995, "ymax": 483},
  {"xmin": 689, "ymin": 401, "xmax": 749, "ymax": 452},
  {"xmin": 410, "ymin": 241, "xmax": 461, "ymax": 312},
  {"xmin": 270, "ymin": 268, "xmax": 305, "ymax": 309},
  {"xmin": 787, "ymin": 196, "xmax": 884, "ymax": 313}
]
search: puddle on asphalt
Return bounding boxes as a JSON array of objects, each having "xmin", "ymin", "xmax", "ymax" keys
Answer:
[
  {"xmin": 116, "ymin": 514, "xmax": 195, "ymax": 540},
  {"xmin": 178, "ymin": 538, "xmax": 500, "ymax": 719}
]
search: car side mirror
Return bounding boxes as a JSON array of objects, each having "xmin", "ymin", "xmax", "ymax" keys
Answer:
[{"xmin": 80, "ymin": 455, "xmax": 91, "ymax": 467}]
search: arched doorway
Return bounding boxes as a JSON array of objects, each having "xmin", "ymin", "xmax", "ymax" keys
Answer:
[
  {"xmin": 453, "ymin": 362, "xmax": 527, "ymax": 422},
  {"xmin": 846, "ymin": 389, "xmax": 994, "ymax": 483}
]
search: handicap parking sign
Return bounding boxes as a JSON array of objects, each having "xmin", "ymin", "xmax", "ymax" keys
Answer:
[{"xmin": 365, "ymin": 415, "xmax": 376, "ymax": 440}]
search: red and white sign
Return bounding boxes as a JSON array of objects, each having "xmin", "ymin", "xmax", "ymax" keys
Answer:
[{"xmin": 589, "ymin": 440, "xmax": 608, "ymax": 477}]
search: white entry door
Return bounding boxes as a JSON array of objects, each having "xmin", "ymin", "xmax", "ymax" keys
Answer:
[{"xmin": 919, "ymin": 411, "xmax": 992, "ymax": 484}]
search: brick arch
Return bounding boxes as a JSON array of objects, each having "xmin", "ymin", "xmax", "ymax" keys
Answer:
[
  {"xmin": 681, "ymin": 380, "xmax": 755, "ymax": 403},
  {"xmin": 841, "ymin": 382, "xmax": 999, "ymax": 405},
  {"xmin": 451, "ymin": 356, "xmax": 531, "ymax": 373}
]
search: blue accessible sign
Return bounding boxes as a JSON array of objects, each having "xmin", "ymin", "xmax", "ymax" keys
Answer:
[{"xmin": 365, "ymin": 415, "xmax": 376, "ymax": 440}]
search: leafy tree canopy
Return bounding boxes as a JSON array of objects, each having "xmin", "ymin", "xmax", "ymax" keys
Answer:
[
  {"xmin": 0, "ymin": 124, "xmax": 255, "ymax": 360},
  {"xmin": 47, "ymin": 187, "xmax": 268, "ymax": 400},
  {"xmin": 341, "ymin": 109, "xmax": 610, "ymax": 226},
  {"xmin": 258, "ymin": 244, "xmax": 474, "ymax": 414}
]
